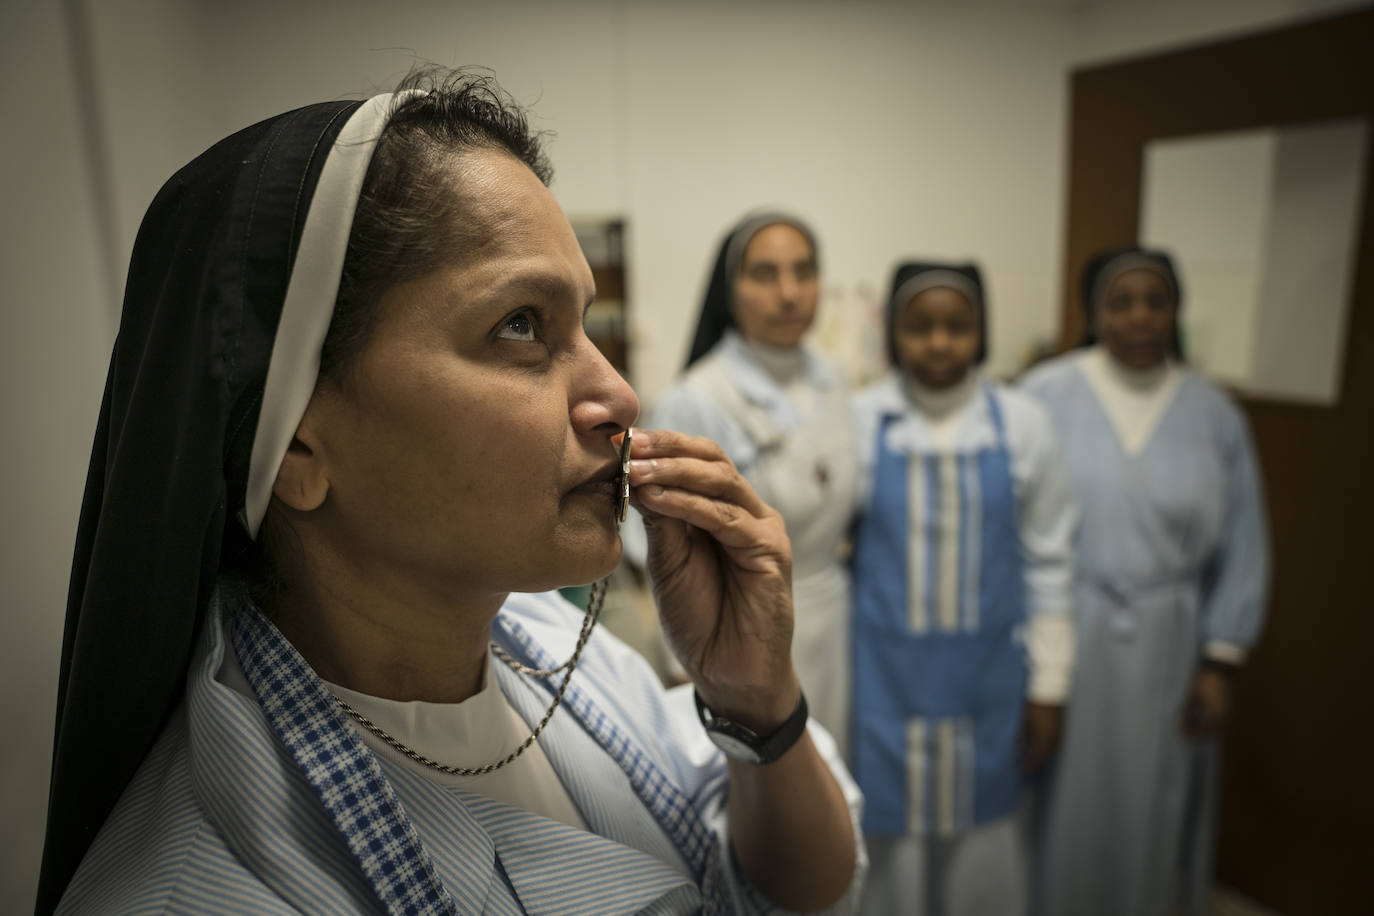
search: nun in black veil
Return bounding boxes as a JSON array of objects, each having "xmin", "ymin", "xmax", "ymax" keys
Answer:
[
  {"xmin": 38, "ymin": 69, "xmax": 864, "ymax": 915},
  {"xmin": 626, "ymin": 213, "xmax": 858, "ymax": 760},
  {"xmin": 1022, "ymin": 247, "xmax": 1268, "ymax": 916}
]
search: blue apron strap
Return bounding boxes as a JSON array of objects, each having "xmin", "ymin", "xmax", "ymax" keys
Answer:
[
  {"xmin": 232, "ymin": 609, "xmax": 460, "ymax": 916},
  {"xmin": 970, "ymin": 383, "xmax": 1028, "ymax": 824},
  {"xmin": 850, "ymin": 412, "xmax": 907, "ymax": 834}
]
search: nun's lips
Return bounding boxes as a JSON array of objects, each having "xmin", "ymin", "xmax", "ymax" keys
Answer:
[
  {"xmin": 921, "ymin": 362, "xmax": 963, "ymax": 379},
  {"xmin": 1120, "ymin": 338, "xmax": 1166, "ymax": 353},
  {"xmin": 565, "ymin": 456, "xmax": 621, "ymax": 512}
]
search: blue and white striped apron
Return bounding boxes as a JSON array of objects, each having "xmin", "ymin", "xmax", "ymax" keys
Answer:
[{"xmin": 851, "ymin": 387, "xmax": 1027, "ymax": 837}]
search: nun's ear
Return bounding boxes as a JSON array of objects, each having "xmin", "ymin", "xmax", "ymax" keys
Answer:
[{"xmin": 272, "ymin": 409, "xmax": 330, "ymax": 512}]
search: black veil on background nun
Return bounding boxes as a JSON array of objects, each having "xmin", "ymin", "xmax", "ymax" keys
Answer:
[
  {"xmin": 884, "ymin": 261, "xmax": 988, "ymax": 367},
  {"xmin": 36, "ymin": 100, "xmax": 363, "ymax": 914},
  {"xmin": 1079, "ymin": 245, "xmax": 1185, "ymax": 357},
  {"xmin": 683, "ymin": 212, "xmax": 818, "ymax": 369}
]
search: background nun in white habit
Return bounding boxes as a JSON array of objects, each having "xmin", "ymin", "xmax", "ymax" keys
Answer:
[
  {"xmin": 1021, "ymin": 247, "xmax": 1270, "ymax": 916},
  {"xmin": 36, "ymin": 69, "xmax": 865, "ymax": 915},
  {"xmin": 623, "ymin": 214, "xmax": 859, "ymax": 759}
]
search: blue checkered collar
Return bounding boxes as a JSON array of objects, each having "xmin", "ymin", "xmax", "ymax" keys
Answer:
[
  {"xmin": 209, "ymin": 584, "xmax": 732, "ymax": 913},
  {"xmin": 229, "ymin": 602, "xmax": 464, "ymax": 915}
]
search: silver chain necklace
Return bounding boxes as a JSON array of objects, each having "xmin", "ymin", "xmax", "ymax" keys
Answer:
[{"xmin": 332, "ymin": 430, "xmax": 632, "ymax": 777}]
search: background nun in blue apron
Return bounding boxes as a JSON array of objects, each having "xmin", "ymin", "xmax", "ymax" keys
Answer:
[
  {"xmin": 850, "ymin": 262, "xmax": 1077, "ymax": 915},
  {"xmin": 37, "ymin": 70, "xmax": 866, "ymax": 915},
  {"xmin": 623, "ymin": 212, "xmax": 859, "ymax": 757},
  {"xmin": 1021, "ymin": 248, "xmax": 1270, "ymax": 916}
]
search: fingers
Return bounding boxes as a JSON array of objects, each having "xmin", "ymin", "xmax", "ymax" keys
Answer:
[
  {"xmin": 632, "ymin": 483, "xmax": 787, "ymax": 562},
  {"xmin": 629, "ymin": 455, "xmax": 770, "ymax": 520},
  {"xmin": 629, "ymin": 427, "xmax": 732, "ymax": 463},
  {"xmin": 628, "ymin": 428, "xmax": 773, "ymax": 520}
]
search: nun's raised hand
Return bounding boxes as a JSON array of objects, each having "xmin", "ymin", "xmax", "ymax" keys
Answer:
[{"xmin": 627, "ymin": 428, "xmax": 799, "ymax": 733}]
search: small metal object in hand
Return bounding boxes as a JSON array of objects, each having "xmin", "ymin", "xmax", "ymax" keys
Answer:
[{"xmin": 616, "ymin": 428, "xmax": 632, "ymax": 526}]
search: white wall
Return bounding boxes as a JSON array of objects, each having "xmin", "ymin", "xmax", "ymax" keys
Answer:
[
  {"xmin": 4, "ymin": 0, "xmax": 1367, "ymax": 907},
  {"xmin": 620, "ymin": 2, "xmax": 1075, "ymax": 397},
  {"xmin": 79, "ymin": 0, "xmax": 1080, "ymax": 400},
  {"xmin": 0, "ymin": 0, "xmax": 115, "ymax": 904}
]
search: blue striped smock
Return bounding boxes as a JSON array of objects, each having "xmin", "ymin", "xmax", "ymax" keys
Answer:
[{"xmin": 57, "ymin": 584, "xmax": 866, "ymax": 914}]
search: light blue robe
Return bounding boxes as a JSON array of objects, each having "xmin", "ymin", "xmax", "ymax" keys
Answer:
[
  {"xmin": 58, "ymin": 584, "xmax": 866, "ymax": 914},
  {"xmin": 1021, "ymin": 352, "xmax": 1269, "ymax": 916}
]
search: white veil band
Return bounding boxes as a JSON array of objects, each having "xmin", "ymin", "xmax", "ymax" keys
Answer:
[
  {"xmin": 892, "ymin": 269, "xmax": 982, "ymax": 313},
  {"xmin": 241, "ymin": 90, "xmax": 419, "ymax": 538},
  {"xmin": 1088, "ymin": 252, "xmax": 1177, "ymax": 310}
]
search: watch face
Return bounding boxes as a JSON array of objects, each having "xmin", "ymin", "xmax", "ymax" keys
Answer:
[{"xmin": 707, "ymin": 730, "xmax": 764, "ymax": 764}]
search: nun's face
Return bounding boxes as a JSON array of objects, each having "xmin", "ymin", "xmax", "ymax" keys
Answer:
[
  {"xmin": 299, "ymin": 149, "xmax": 638, "ymax": 601},
  {"xmin": 731, "ymin": 224, "xmax": 819, "ymax": 350},
  {"xmin": 1096, "ymin": 268, "xmax": 1176, "ymax": 370},
  {"xmin": 893, "ymin": 287, "xmax": 981, "ymax": 389}
]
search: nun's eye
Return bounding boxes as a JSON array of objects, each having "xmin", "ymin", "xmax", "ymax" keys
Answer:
[
  {"xmin": 746, "ymin": 264, "xmax": 779, "ymax": 284},
  {"xmin": 497, "ymin": 310, "xmax": 539, "ymax": 342}
]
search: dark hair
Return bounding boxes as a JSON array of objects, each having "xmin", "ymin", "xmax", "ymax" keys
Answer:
[{"xmin": 319, "ymin": 66, "xmax": 554, "ymax": 381}]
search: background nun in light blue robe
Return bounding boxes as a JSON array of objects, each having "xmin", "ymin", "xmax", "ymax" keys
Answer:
[{"xmin": 1021, "ymin": 247, "xmax": 1270, "ymax": 916}]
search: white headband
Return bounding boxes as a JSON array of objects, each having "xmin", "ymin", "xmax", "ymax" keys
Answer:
[
  {"xmin": 891, "ymin": 269, "xmax": 982, "ymax": 313},
  {"xmin": 723, "ymin": 212, "xmax": 815, "ymax": 286},
  {"xmin": 241, "ymin": 91, "xmax": 417, "ymax": 538},
  {"xmin": 1089, "ymin": 252, "xmax": 1177, "ymax": 310}
]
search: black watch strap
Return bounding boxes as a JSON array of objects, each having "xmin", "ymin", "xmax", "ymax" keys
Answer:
[{"xmin": 694, "ymin": 689, "xmax": 809, "ymax": 765}]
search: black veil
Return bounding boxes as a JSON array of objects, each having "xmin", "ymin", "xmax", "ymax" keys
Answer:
[
  {"xmin": 884, "ymin": 261, "xmax": 988, "ymax": 366},
  {"xmin": 36, "ymin": 100, "xmax": 362, "ymax": 913},
  {"xmin": 683, "ymin": 213, "xmax": 818, "ymax": 369}
]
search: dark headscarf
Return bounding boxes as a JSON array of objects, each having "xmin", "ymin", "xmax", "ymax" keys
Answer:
[
  {"xmin": 1079, "ymin": 246, "xmax": 1184, "ymax": 356},
  {"xmin": 35, "ymin": 98, "xmax": 384, "ymax": 912},
  {"xmin": 683, "ymin": 212, "xmax": 819, "ymax": 368},
  {"xmin": 884, "ymin": 261, "xmax": 988, "ymax": 367}
]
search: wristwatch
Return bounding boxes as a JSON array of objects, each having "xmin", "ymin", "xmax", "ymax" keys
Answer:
[{"xmin": 694, "ymin": 689, "xmax": 809, "ymax": 765}]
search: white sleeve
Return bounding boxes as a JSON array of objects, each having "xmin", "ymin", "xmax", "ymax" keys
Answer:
[
  {"xmin": 1198, "ymin": 397, "xmax": 1270, "ymax": 658},
  {"xmin": 848, "ymin": 380, "xmax": 896, "ymax": 515},
  {"xmin": 1004, "ymin": 390, "xmax": 1078, "ymax": 704}
]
